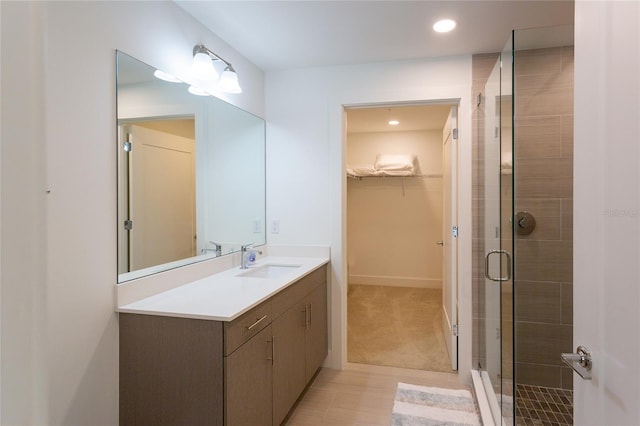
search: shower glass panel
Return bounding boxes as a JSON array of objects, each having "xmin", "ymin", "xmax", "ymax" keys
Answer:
[
  {"xmin": 479, "ymin": 32, "xmax": 514, "ymax": 425},
  {"xmin": 476, "ymin": 24, "xmax": 574, "ymax": 425}
]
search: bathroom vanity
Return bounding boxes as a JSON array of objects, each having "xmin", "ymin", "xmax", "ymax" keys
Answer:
[{"xmin": 118, "ymin": 258, "xmax": 328, "ymax": 426}]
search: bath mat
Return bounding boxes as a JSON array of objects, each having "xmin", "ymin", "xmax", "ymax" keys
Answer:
[{"xmin": 391, "ymin": 382, "xmax": 481, "ymax": 425}]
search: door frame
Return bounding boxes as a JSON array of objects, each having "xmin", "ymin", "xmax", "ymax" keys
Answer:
[
  {"xmin": 327, "ymin": 83, "xmax": 473, "ymax": 383},
  {"xmin": 343, "ymin": 101, "xmax": 459, "ymax": 371}
]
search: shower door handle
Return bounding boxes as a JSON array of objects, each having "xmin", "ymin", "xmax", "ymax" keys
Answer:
[{"xmin": 484, "ymin": 250, "xmax": 512, "ymax": 282}]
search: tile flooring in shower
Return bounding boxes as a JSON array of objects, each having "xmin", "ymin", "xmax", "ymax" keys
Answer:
[{"xmin": 515, "ymin": 384, "xmax": 573, "ymax": 425}]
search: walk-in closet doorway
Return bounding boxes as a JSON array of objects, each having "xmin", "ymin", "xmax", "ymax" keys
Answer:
[{"xmin": 345, "ymin": 102, "xmax": 459, "ymax": 374}]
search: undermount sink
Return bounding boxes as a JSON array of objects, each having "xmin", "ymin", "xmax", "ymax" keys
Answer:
[{"xmin": 238, "ymin": 264, "xmax": 302, "ymax": 279}]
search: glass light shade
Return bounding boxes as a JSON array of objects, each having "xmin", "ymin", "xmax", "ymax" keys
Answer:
[
  {"xmin": 187, "ymin": 85, "xmax": 209, "ymax": 96},
  {"xmin": 218, "ymin": 68, "xmax": 242, "ymax": 94},
  {"xmin": 192, "ymin": 52, "xmax": 218, "ymax": 81},
  {"xmin": 153, "ymin": 69, "xmax": 182, "ymax": 83}
]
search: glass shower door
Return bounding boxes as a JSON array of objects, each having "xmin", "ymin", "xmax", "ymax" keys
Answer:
[{"xmin": 479, "ymin": 34, "xmax": 514, "ymax": 425}]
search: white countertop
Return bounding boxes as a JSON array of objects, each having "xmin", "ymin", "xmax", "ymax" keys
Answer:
[{"xmin": 117, "ymin": 256, "xmax": 329, "ymax": 322}]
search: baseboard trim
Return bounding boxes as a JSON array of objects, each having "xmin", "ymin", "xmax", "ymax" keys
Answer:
[{"xmin": 348, "ymin": 275, "xmax": 442, "ymax": 289}]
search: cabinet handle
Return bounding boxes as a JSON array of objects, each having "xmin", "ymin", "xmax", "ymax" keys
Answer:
[
  {"xmin": 301, "ymin": 307, "xmax": 307, "ymax": 329},
  {"xmin": 267, "ymin": 337, "xmax": 275, "ymax": 365},
  {"xmin": 246, "ymin": 314, "xmax": 268, "ymax": 331},
  {"xmin": 309, "ymin": 303, "xmax": 312, "ymax": 326}
]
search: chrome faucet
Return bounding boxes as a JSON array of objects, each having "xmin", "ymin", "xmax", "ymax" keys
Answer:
[
  {"xmin": 202, "ymin": 241, "xmax": 222, "ymax": 257},
  {"xmin": 240, "ymin": 243, "xmax": 262, "ymax": 269}
]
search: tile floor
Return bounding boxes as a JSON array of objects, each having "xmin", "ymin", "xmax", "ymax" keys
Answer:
[
  {"xmin": 284, "ymin": 363, "xmax": 464, "ymax": 426},
  {"xmin": 515, "ymin": 384, "xmax": 574, "ymax": 426}
]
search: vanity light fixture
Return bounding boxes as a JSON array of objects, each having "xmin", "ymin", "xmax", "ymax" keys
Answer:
[
  {"xmin": 153, "ymin": 69, "xmax": 182, "ymax": 83},
  {"xmin": 187, "ymin": 85, "xmax": 210, "ymax": 96},
  {"xmin": 433, "ymin": 19, "xmax": 457, "ymax": 33},
  {"xmin": 388, "ymin": 120, "xmax": 400, "ymax": 126},
  {"xmin": 190, "ymin": 44, "xmax": 242, "ymax": 94}
]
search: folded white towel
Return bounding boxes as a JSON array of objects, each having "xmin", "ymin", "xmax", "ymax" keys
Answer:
[
  {"xmin": 347, "ymin": 164, "xmax": 380, "ymax": 177},
  {"xmin": 374, "ymin": 154, "xmax": 417, "ymax": 173},
  {"xmin": 377, "ymin": 169, "xmax": 415, "ymax": 176}
]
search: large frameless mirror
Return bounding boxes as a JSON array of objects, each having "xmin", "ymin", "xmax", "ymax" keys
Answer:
[{"xmin": 116, "ymin": 51, "xmax": 265, "ymax": 283}]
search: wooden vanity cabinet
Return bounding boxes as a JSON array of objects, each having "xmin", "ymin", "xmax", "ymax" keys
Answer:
[
  {"xmin": 271, "ymin": 266, "xmax": 328, "ymax": 425},
  {"xmin": 119, "ymin": 264, "xmax": 328, "ymax": 426},
  {"xmin": 119, "ymin": 314, "xmax": 224, "ymax": 426}
]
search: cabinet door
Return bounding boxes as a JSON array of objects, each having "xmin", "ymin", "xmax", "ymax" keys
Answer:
[
  {"xmin": 305, "ymin": 281, "xmax": 328, "ymax": 381},
  {"xmin": 272, "ymin": 304, "xmax": 306, "ymax": 425},
  {"xmin": 225, "ymin": 325, "xmax": 273, "ymax": 426},
  {"xmin": 119, "ymin": 314, "xmax": 223, "ymax": 426}
]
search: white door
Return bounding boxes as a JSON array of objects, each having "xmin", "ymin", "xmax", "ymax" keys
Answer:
[
  {"xmin": 573, "ymin": 1, "xmax": 640, "ymax": 424},
  {"xmin": 128, "ymin": 124, "xmax": 196, "ymax": 271},
  {"xmin": 442, "ymin": 106, "xmax": 458, "ymax": 370}
]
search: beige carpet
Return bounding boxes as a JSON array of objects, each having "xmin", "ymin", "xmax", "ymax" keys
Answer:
[{"xmin": 348, "ymin": 285, "xmax": 452, "ymax": 372}]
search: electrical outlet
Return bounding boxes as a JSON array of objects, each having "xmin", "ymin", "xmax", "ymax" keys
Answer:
[{"xmin": 271, "ymin": 220, "xmax": 280, "ymax": 234}]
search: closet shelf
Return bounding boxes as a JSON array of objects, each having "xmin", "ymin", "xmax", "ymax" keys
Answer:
[{"xmin": 347, "ymin": 173, "xmax": 443, "ymax": 180}]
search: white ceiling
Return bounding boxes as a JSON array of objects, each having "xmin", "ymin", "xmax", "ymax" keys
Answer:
[
  {"xmin": 175, "ymin": 0, "xmax": 574, "ymax": 72},
  {"xmin": 347, "ymin": 104, "xmax": 452, "ymax": 133}
]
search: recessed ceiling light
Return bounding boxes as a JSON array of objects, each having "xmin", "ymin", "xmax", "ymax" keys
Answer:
[
  {"xmin": 433, "ymin": 19, "xmax": 456, "ymax": 33},
  {"xmin": 388, "ymin": 120, "xmax": 400, "ymax": 126}
]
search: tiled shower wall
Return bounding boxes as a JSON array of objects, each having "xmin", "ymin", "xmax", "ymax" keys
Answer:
[{"xmin": 472, "ymin": 46, "xmax": 574, "ymax": 390}]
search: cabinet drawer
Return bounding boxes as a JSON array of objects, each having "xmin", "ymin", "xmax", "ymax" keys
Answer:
[
  {"xmin": 294, "ymin": 265, "xmax": 327, "ymax": 300},
  {"xmin": 224, "ymin": 301, "xmax": 272, "ymax": 356},
  {"xmin": 271, "ymin": 265, "xmax": 327, "ymax": 319}
]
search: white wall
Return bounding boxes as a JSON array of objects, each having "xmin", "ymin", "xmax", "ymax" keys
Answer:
[
  {"xmin": 0, "ymin": 1, "xmax": 264, "ymax": 424},
  {"xmin": 347, "ymin": 130, "xmax": 444, "ymax": 288},
  {"xmin": 265, "ymin": 56, "xmax": 473, "ymax": 382},
  {"xmin": 1, "ymin": 3, "xmax": 48, "ymax": 423}
]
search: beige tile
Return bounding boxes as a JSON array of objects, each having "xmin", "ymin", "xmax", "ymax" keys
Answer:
[
  {"xmin": 560, "ymin": 283, "xmax": 573, "ymax": 326},
  {"xmin": 556, "ymin": 240, "xmax": 573, "ymax": 282},
  {"xmin": 514, "ymin": 198, "xmax": 562, "ymax": 241},
  {"xmin": 515, "ymin": 198, "xmax": 561, "ymax": 217},
  {"xmin": 286, "ymin": 365, "xmax": 463, "ymax": 426},
  {"xmin": 515, "ymin": 281, "xmax": 562, "ymax": 323},
  {"xmin": 560, "ymin": 198, "xmax": 573, "ymax": 241},
  {"xmin": 473, "ymin": 53, "xmax": 501, "ymax": 81},
  {"xmin": 516, "ymin": 157, "xmax": 573, "ymax": 180},
  {"xmin": 516, "ymin": 363, "xmax": 562, "ymax": 388},
  {"xmin": 560, "ymin": 114, "xmax": 574, "ymax": 158},
  {"xmin": 561, "ymin": 366, "xmax": 574, "ymax": 390},
  {"xmin": 514, "ymin": 116, "xmax": 562, "ymax": 159},
  {"xmin": 516, "ymin": 175, "xmax": 572, "ymax": 199},
  {"xmin": 323, "ymin": 405, "xmax": 390, "ymax": 426},
  {"xmin": 515, "ymin": 322, "xmax": 572, "ymax": 366},
  {"xmin": 514, "ymin": 47, "xmax": 563, "ymax": 76},
  {"xmin": 515, "ymin": 72, "xmax": 573, "ymax": 118},
  {"xmin": 515, "ymin": 240, "xmax": 567, "ymax": 282}
]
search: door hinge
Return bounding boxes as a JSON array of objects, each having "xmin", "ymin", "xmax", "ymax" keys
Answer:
[
  {"xmin": 123, "ymin": 141, "xmax": 132, "ymax": 152},
  {"xmin": 452, "ymin": 128, "xmax": 458, "ymax": 140},
  {"xmin": 124, "ymin": 220, "xmax": 133, "ymax": 230},
  {"xmin": 452, "ymin": 226, "xmax": 458, "ymax": 238},
  {"xmin": 452, "ymin": 324, "xmax": 458, "ymax": 336}
]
